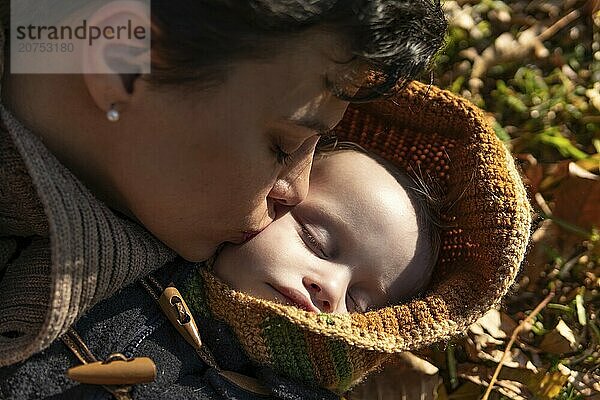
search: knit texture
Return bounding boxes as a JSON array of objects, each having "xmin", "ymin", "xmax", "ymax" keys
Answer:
[
  {"xmin": 185, "ymin": 81, "xmax": 533, "ymax": 393},
  {"xmin": 0, "ymin": 26, "xmax": 178, "ymax": 366}
]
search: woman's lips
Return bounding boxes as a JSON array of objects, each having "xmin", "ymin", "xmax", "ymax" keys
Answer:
[
  {"xmin": 230, "ymin": 229, "xmax": 264, "ymax": 245},
  {"xmin": 268, "ymin": 284, "xmax": 319, "ymax": 313},
  {"xmin": 241, "ymin": 231, "xmax": 261, "ymax": 243}
]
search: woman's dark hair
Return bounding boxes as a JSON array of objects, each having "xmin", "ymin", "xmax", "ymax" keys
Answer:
[
  {"xmin": 8, "ymin": 1, "xmax": 447, "ymax": 100},
  {"xmin": 149, "ymin": 0, "xmax": 447, "ymax": 101}
]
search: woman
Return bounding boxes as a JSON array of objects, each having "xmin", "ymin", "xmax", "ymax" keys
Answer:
[
  {"xmin": 0, "ymin": 82, "xmax": 532, "ymax": 400},
  {"xmin": 0, "ymin": 0, "xmax": 447, "ymax": 369}
]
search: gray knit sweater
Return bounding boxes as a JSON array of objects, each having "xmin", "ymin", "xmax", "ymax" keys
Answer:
[{"xmin": 0, "ymin": 27, "xmax": 177, "ymax": 367}]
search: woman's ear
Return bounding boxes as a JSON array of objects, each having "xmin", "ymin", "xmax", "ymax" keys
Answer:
[{"xmin": 81, "ymin": 0, "xmax": 150, "ymax": 114}]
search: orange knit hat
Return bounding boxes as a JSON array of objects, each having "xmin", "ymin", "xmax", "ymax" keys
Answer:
[{"xmin": 186, "ymin": 81, "xmax": 533, "ymax": 393}]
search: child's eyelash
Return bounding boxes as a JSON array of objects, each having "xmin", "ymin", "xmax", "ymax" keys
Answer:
[
  {"xmin": 349, "ymin": 294, "xmax": 364, "ymax": 313},
  {"xmin": 300, "ymin": 225, "xmax": 327, "ymax": 259}
]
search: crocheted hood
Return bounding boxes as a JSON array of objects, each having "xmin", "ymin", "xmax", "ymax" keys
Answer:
[{"xmin": 185, "ymin": 81, "xmax": 532, "ymax": 394}]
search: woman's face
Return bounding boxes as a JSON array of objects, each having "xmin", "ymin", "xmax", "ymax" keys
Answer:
[
  {"xmin": 110, "ymin": 29, "xmax": 354, "ymax": 261},
  {"xmin": 213, "ymin": 151, "xmax": 430, "ymax": 314}
]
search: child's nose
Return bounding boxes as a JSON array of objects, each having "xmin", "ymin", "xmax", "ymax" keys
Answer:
[{"xmin": 302, "ymin": 275, "xmax": 348, "ymax": 314}]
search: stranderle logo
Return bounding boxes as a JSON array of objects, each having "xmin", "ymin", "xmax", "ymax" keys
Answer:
[
  {"xmin": 10, "ymin": 0, "xmax": 151, "ymax": 74},
  {"xmin": 16, "ymin": 20, "xmax": 147, "ymax": 47}
]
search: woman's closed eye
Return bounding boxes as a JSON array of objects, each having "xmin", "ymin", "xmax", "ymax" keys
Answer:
[
  {"xmin": 271, "ymin": 131, "xmax": 318, "ymax": 167},
  {"xmin": 272, "ymin": 142, "xmax": 293, "ymax": 166}
]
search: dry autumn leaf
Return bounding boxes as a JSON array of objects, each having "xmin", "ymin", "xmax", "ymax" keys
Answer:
[
  {"xmin": 552, "ymin": 175, "xmax": 600, "ymax": 235},
  {"xmin": 347, "ymin": 352, "xmax": 441, "ymax": 400},
  {"xmin": 457, "ymin": 363, "xmax": 536, "ymax": 399},
  {"xmin": 539, "ymin": 319, "xmax": 579, "ymax": 354},
  {"xmin": 471, "ymin": 309, "xmax": 508, "ymax": 340}
]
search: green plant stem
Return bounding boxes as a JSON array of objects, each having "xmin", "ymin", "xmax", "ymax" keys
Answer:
[
  {"xmin": 446, "ymin": 344, "xmax": 459, "ymax": 390},
  {"xmin": 547, "ymin": 303, "xmax": 574, "ymax": 313}
]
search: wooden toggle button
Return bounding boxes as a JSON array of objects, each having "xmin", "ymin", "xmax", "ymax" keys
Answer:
[
  {"xmin": 159, "ymin": 286, "xmax": 203, "ymax": 351},
  {"xmin": 67, "ymin": 354, "xmax": 156, "ymax": 385}
]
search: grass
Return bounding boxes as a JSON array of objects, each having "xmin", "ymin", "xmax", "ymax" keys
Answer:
[{"xmin": 426, "ymin": 0, "xmax": 600, "ymax": 398}]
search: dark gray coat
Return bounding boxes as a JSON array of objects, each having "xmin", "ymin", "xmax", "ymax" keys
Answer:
[{"xmin": 0, "ymin": 260, "xmax": 339, "ymax": 400}]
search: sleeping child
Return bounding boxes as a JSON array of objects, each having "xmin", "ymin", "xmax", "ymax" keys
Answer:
[
  {"xmin": 211, "ymin": 143, "xmax": 440, "ymax": 315},
  {"xmin": 0, "ymin": 139, "xmax": 441, "ymax": 400},
  {"xmin": 177, "ymin": 141, "xmax": 443, "ymax": 398}
]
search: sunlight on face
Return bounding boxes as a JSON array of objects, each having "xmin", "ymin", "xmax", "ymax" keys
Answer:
[{"xmin": 213, "ymin": 151, "xmax": 432, "ymax": 314}]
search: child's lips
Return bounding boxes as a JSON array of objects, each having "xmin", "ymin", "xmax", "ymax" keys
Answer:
[{"xmin": 269, "ymin": 284, "xmax": 319, "ymax": 313}]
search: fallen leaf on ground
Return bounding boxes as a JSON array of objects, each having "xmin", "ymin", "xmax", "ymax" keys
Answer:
[
  {"xmin": 477, "ymin": 347, "xmax": 539, "ymax": 372},
  {"xmin": 539, "ymin": 319, "xmax": 578, "ymax": 354},
  {"xmin": 347, "ymin": 352, "xmax": 441, "ymax": 400},
  {"xmin": 553, "ymin": 175, "xmax": 600, "ymax": 234},
  {"xmin": 471, "ymin": 309, "xmax": 507, "ymax": 339},
  {"xmin": 457, "ymin": 363, "xmax": 535, "ymax": 399}
]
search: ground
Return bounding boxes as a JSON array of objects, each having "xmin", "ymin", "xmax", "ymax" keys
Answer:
[{"xmin": 351, "ymin": 1, "xmax": 599, "ymax": 398}]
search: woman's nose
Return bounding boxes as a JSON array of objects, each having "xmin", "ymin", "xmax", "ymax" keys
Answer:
[
  {"xmin": 302, "ymin": 274, "xmax": 348, "ymax": 314},
  {"xmin": 267, "ymin": 136, "xmax": 319, "ymax": 206}
]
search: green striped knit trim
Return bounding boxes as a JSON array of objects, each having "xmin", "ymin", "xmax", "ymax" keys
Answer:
[
  {"xmin": 328, "ymin": 339, "xmax": 353, "ymax": 392},
  {"xmin": 261, "ymin": 316, "xmax": 315, "ymax": 383},
  {"xmin": 183, "ymin": 269, "xmax": 212, "ymax": 319}
]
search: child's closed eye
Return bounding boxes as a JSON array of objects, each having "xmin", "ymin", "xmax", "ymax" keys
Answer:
[
  {"xmin": 346, "ymin": 292, "xmax": 364, "ymax": 313},
  {"xmin": 299, "ymin": 224, "xmax": 328, "ymax": 259}
]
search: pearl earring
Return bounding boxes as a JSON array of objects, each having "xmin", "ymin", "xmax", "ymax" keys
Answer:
[{"xmin": 106, "ymin": 104, "xmax": 120, "ymax": 122}]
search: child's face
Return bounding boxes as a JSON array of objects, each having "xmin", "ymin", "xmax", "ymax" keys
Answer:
[{"xmin": 213, "ymin": 151, "xmax": 428, "ymax": 313}]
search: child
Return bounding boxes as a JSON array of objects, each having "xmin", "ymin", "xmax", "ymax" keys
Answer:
[
  {"xmin": 181, "ymin": 81, "xmax": 532, "ymax": 396},
  {"xmin": 212, "ymin": 144, "xmax": 440, "ymax": 315}
]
